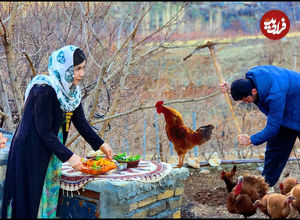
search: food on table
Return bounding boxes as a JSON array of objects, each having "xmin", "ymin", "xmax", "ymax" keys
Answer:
[
  {"xmin": 113, "ymin": 153, "xmax": 141, "ymax": 168},
  {"xmin": 86, "ymin": 149, "xmax": 105, "ymax": 159},
  {"xmin": 80, "ymin": 157, "xmax": 116, "ymax": 175},
  {"xmin": 113, "ymin": 152, "xmax": 140, "ymax": 161}
]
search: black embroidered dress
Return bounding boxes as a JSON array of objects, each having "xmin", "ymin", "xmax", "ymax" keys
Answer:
[{"xmin": 2, "ymin": 84, "xmax": 104, "ymax": 218}]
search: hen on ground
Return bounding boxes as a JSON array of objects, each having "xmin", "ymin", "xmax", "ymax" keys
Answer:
[
  {"xmin": 279, "ymin": 177, "xmax": 299, "ymax": 195},
  {"xmin": 253, "ymin": 194, "xmax": 272, "ymax": 218},
  {"xmin": 220, "ymin": 165, "xmax": 237, "ymax": 193},
  {"xmin": 266, "ymin": 193, "xmax": 295, "ymax": 218},
  {"xmin": 288, "ymin": 183, "xmax": 300, "ymax": 217}
]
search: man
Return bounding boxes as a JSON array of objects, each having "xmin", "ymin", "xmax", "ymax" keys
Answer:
[{"xmin": 220, "ymin": 65, "xmax": 300, "ymax": 188}]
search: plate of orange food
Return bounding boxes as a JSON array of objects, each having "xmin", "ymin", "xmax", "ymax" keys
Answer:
[{"xmin": 80, "ymin": 156, "xmax": 117, "ymax": 175}]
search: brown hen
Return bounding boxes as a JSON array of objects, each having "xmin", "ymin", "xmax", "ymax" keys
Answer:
[
  {"xmin": 220, "ymin": 165, "xmax": 237, "ymax": 193},
  {"xmin": 155, "ymin": 101, "xmax": 214, "ymax": 168},
  {"xmin": 253, "ymin": 194, "xmax": 272, "ymax": 218},
  {"xmin": 266, "ymin": 193, "xmax": 295, "ymax": 219},
  {"xmin": 279, "ymin": 177, "xmax": 299, "ymax": 195},
  {"xmin": 289, "ymin": 183, "xmax": 300, "ymax": 217}
]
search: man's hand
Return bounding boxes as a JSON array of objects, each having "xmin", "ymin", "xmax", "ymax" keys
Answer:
[
  {"xmin": 237, "ymin": 134, "xmax": 252, "ymax": 146},
  {"xmin": 219, "ymin": 82, "xmax": 230, "ymax": 94},
  {"xmin": 100, "ymin": 143, "xmax": 113, "ymax": 161},
  {"xmin": 68, "ymin": 154, "xmax": 84, "ymax": 171}
]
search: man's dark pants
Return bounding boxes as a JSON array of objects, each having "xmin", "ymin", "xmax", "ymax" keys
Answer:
[{"xmin": 262, "ymin": 126, "xmax": 300, "ymax": 187}]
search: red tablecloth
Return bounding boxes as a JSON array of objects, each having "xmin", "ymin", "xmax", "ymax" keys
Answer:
[{"xmin": 60, "ymin": 160, "xmax": 172, "ymax": 191}]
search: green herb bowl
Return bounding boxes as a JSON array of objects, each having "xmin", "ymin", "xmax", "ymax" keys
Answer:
[{"xmin": 113, "ymin": 153, "xmax": 141, "ymax": 168}]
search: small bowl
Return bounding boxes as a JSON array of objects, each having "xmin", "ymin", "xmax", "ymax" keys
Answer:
[
  {"xmin": 117, "ymin": 159, "xmax": 140, "ymax": 168},
  {"xmin": 117, "ymin": 163, "xmax": 128, "ymax": 171}
]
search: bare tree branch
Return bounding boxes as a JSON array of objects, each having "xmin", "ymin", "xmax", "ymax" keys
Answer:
[
  {"xmin": 0, "ymin": 69, "xmax": 14, "ymax": 131},
  {"xmin": 22, "ymin": 50, "xmax": 37, "ymax": 77},
  {"xmin": 133, "ymin": 3, "xmax": 185, "ymax": 49},
  {"xmin": 91, "ymin": 91, "xmax": 221, "ymax": 125},
  {"xmin": 106, "ymin": 3, "xmax": 149, "ymax": 70},
  {"xmin": 0, "ymin": 17, "xmax": 6, "ymax": 37},
  {"xmin": 0, "ymin": 2, "xmax": 24, "ymax": 118},
  {"xmin": 130, "ymin": 4, "xmax": 186, "ymax": 67},
  {"xmin": 67, "ymin": 2, "xmax": 188, "ymax": 147},
  {"xmin": 98, "ymin": 19, "xmax": 135, "ymax": 138},
  {"xmin": 65, "ymin": 91, "xmax": 221, "ymax": 146},
  {"xmin": 0, "ymin": 110, "xmax": 8, "ymax": 118}
]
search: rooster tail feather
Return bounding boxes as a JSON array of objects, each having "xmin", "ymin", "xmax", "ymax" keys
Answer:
[
  {"xmin": 199, "ymin": 124, "xmax": 214, "ymax": 130},
  {"xmin": 196, "ymin": 124, "xmax": 214, "ymax": 140}
]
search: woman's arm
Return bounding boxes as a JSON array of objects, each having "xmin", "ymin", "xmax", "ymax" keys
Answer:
[
  {"xmin": 71, "ymin": 103, "xmax": 104, "ymax": 150},
  {"xmin": 72, "ymin": 103, "xmax": 113, "ymax": 160}
]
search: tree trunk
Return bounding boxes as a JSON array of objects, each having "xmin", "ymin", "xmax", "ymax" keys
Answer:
[
  {"xmin": 215, "ymin": 8, "xmax": 222, "ymax": 33},
  {"xmin": 209, "ymin": 10, "xmax": 213, "ymax": 33},
  {"xmin": 0, "ymin": 73, "xmax": 14, "ymax": 132},
  {"xmin": 1, "ymin": 2, "xmax": 24, "ymax": 118}
]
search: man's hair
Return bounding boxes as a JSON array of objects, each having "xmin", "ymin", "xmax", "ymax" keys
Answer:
[
  {"xmin": 230, "ymin": 78, "xmax": 255, "ymax": 101},
  {"xmin": 73, "ymin": 48, "xmax": 86, "ymax": 66}
]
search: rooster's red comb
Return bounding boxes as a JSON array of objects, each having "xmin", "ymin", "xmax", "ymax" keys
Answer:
[
  {"xmin": 155, "ymin": 101, "xmax": 164, "ymax": 114},
  {"xmin": 279, "ymin": 183, "xmax": 283, "ymax": 190},
  {"xmin": 155, "ymin": 101, "xmax": 164, "ymax": 107}
]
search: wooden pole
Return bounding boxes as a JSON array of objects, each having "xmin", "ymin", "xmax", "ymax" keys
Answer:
[
  {"xmin": 143, "ymin": 118, "xmax": 146, "ymax": 160},
  {"xmin": 192, "ymin": 112, "xmax": 198, "ymax": 156},
  {"xmin": 207, "ymin": 41, "xmax": 241, "ymax": 134}
]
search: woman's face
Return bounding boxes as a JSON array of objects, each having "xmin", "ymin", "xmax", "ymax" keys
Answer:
[{"xmin": 73, "ymin": 60, "xmax": 86, "ymax": 85}]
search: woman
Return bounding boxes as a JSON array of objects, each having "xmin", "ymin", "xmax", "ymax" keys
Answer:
[{"xmin": 1, "ymin": 45, "xmax": 113, "ymax": 218}]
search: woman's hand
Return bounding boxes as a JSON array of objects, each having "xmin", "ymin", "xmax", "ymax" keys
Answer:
[
  {"xmin": 0, "ymin": 132, "xmax": 7, "ymax": 149},
  {"xmin": 67, "ymin": 154, "xmax": 84, "ymax": 171},
  {"xmin": 219, "ymin": 82, "xmax": 230, "ymax": 94},
  {"xmin": 100, "ymin": 143, "xmax": 113, "ymax": 161},
  {"xmin": 237, "ymin": 134, "xmax": 252, "ymax": 146}
]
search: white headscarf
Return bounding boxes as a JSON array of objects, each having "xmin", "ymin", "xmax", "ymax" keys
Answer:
[{"xmin": 24, "ymin": 45, "xmax": 82, "ymax": 112}]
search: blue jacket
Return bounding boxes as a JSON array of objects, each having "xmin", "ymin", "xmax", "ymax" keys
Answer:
[{"xmin": 245, "ymin": 65, "xmax": 300, "ymax": 145}]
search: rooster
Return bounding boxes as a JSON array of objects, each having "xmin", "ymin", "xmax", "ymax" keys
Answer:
[
  {"xmin": 226, "ymin": 175, "xmax": 269, "ymax": 218},
  {"xmin": 221, "ymin": 165, "xmax": 237, "ymax": 193},
  {"xmin": 232, "ymin": 175, "xmax": 269, "ymax": 202},
  {"xmin": 226, "ymin": 178, "xmax": 256, "ymax": 218},
  {"xmin": 155, "ymin": 101, "xmax": 214, "ymax": 168}
]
